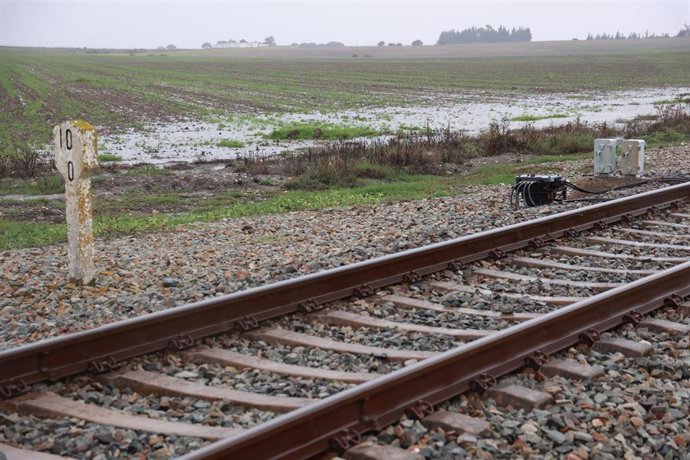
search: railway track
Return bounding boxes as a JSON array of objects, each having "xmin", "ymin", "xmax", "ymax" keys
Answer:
[{"xmin": 1, "ymin": 183, "xmax": 690, "ymax": 459}]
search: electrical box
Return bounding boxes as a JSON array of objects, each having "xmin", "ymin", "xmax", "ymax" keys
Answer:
[
  {"xmin": 594, "ymin": 139, "xmax": 619, "ymax": 175},
  {"xmin": 619, "ymin": 139, "xmax": 645, "ymax": 176},
  {"xmin": 513, "ymin": 175, "xmax": 566, "ymax": 207}
]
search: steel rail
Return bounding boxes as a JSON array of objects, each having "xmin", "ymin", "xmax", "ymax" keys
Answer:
[
  {"xmin": 182, "ymin": 260, "xmax": 690, "ymax": 460},
  {"xmin": 1, "ymin": 182, "xmax": 688, "ymax": 392}
]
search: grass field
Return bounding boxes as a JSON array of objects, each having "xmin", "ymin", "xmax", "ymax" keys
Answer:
[{"xmin": 2, "ymin": 38, "xmax": 690, "ymax": 156}]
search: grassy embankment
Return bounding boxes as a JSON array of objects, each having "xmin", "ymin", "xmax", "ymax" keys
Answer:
[{"xmin": 0, "ymin": 152, "xmax": 590, "ymax": 250}]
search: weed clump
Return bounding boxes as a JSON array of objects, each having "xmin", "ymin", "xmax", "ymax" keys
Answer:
[
  {"xmin": 217, "ymin": 139, "xmax": 245, "ymax": 148},
  {"xmin": 273, "ymin": 98, "xmax": 690, "ymax": 190},
  {"xmin": 266, "ymin": 123, "xmax": 380, "ymax": 141},
  {"xmin": 98, "ymin": 153, "xmax": 124, "ymax": 162},
  {"xmin": 0, "ymin": 146, "xmax": 50, "ymax": 178},
  {"xmin": 624, "ymin": 97, "xmax": 690, "ymax": 145}
]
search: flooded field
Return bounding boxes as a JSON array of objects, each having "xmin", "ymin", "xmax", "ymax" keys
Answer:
[
  {"xmin": 3, "ymin": 39, "xmax": 690, "ymax": 165},
  {"xmin": 100, "ymin": 86, "xmax": 689, "ymax": 164}
]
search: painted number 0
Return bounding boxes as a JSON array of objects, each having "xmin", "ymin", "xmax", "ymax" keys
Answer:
[{"xmin": 59, "ymin": 128, "xmax": 74, "ymax": 181}]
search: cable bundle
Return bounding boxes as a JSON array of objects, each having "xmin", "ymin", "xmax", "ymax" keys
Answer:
[{"xmin": 510, "ymin": 175, "xmax": 690, "ymax": 210}]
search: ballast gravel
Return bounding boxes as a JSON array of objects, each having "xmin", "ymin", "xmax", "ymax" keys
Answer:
[
  {"xmin": 0, "ymin": 413, "xmax": 207, "ymax": 459},
  {"xmin": 1, "ymin": 145, "xmax": 689, "ymax": 458},
  {"xmin": 1, "ymin": 145, "xmax": 689, "ymax": 350},
  {"xmin": 344, "ymin": 298, "xmax": 515, "ymax": 331},
  {"xmin": 353, "ymin": 309, "xmax": 689, "ymax": 460},
  {"xmin": 210, "ymin": 334, "xmax": 404, "ymax": 375}
]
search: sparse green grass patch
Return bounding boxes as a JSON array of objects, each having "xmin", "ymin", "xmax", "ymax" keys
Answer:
[
  {"xmin": 125, "ymin": 164, "xmax": 173, "ymax": 176},
  {"xmin": 98, "ymin": 153, "xmax": 123, "ymax": 162},
  {"xmin": 461, "ymin": 153, "xmax": 590, "ymax": 185},
  {"xmin": 0, "ymin": 175, "xmax": 64, "ymax": 195},
  {"xmin": 0, "ymin": 177, "xmax": 453, "ymax": 250},
  {"xmin": 0, "ymin": 221, "xmax": 67, "ymax": 249},
  {"xmin": 644, "ymin": 127, "xmax": 690, "ymax": 147},
  {"xmin": 527, "ymin": 132, "xmax": 593, "ymax": 155},
  {"xmin": 217, "ymin": 139, "xmax": 245, "ymax": 148},
  {"xmin": 510, "ymin": 114, "xmax": 569, "ymax": 122}
]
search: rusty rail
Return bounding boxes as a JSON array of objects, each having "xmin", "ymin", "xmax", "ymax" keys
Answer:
[
  {"xmin": 181, "ymin": 260, "xmax": 690, "ymax": 460},
  {"xmin": 1, "ymin": 182, "xmax": 689, "ymax": 393}
]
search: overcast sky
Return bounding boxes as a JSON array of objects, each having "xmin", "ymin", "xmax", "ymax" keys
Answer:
[{"xmin": 1, "ymin": 0, "xmax": 688, "ymax": 49}]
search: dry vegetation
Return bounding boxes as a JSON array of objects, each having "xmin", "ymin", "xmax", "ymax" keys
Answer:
[{"xmin": 231, "ymin": 100, "xmax": 690, "ymax": 190}]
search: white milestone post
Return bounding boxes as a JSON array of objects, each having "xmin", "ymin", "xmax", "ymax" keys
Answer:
[{"xmin": 53, "ymin": 120, "xmax": 99, "ymax": 285}]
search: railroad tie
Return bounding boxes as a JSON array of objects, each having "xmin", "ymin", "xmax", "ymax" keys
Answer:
[
  {"xmin": 186, "ymin": 348, "xmax": 376, "ymax": 383},
  {"xmin": 640, "ymin": 219, "xmax": 690, "ymax": 230},
  {"xmin": 539, "ymin": 358, "xmax": 604, "ymax": 381},
  {"xmin": 617, "ymin": 227, "xmax": 690, "ymax": 239},
  {"xmin": 592, "ymin": 337, "xmax": 653, "ymax": 357},
  {"xmin": 314, "ymin": 310, "xmax": 489, "ymax": 340},
  {"xmin": 429, "ymin": 281, "xmax": 580, "ymax": 307},
  {"xmin": 472, "ymin": 267, "xmax": 620, "ymax": 292},
  {"xmin": 638, "ymin": 318, "xmax": 690, "ymax": 335},
  {"xmin": 381, "ymin": 293, "xmax": 543, "ymax": 321},
  {"xmin": 585, "ymin": 236, "xmax": 690, "ymax": 251},
  {"xmin": 420, "ymin": 409, "xmax": 490, "ymax": 436},
  {"xmin": 104, "ymin": 369, "xmax": 311, "ymax": 411},
  {"xmin": 488, "ymin": 384, "xmax": 554, "ymax": 411},
  {"xmin": 378, "ymin": 294, "xmax": 449, "ymax": 312},
  {"xmin": 247, "ymin": 328, "xmax": 437, "ymax": 361},
  {"xmin": 2, "ymin": 392, "xmax": 242, "ymax": 440},
  {"xmin": 510, "ymin": 255, "xmax": 656, "ymax": 275},
  {"xmin": 544, "ymin": 245, "xmax": 688, "ymax": 263},
  {"xmin": 0, "ymin": 442, "xmax": 73, "ymax": 460}
]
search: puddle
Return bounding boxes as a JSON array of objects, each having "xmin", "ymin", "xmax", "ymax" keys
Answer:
[{"xmin": 95, "ymin": 87, "xmax": 688, "ymax": 165}]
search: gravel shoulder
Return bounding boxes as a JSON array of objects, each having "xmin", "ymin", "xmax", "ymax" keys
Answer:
[{"xmin": 1, "ymin": 145, "xmax": 689, "ymax": 350}]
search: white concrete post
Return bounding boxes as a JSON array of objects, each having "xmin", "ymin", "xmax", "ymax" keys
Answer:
[{"xmin": 52, "ymin": 120, "xmax": 99, "ymax": 285}]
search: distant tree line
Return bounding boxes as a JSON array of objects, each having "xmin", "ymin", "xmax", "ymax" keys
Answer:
[
  {"xmin": 585, "ymin": 31, "xmax": 670, "ymax": 40},
  {"xmin": 437, "ymin": 25, "xmax": 532, "ymax": 45},
  {"xmin": 584, "ymin": 25, "xmax": 690, "ymax": 40}
]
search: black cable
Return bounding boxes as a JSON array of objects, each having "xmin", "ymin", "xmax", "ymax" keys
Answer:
[
  {"xmin": 563, "ymin": 176, "xmax": 690, "ymax": 196},
  {"xmin": 511, "ymin": 181, "xmax": 531, "ymax": 210},
  {"xmin": 510, "ymin": 181, "xmax": 524, "ymax": 210},
  {"xmin": 518, "ymin": 181, "xmax": 530, "ymax": 209},
  {"xmin": 659, "ymin": 176, "xmax": 690, "ymax": 184},
  {"xmin": 510, "ymin": 175, "xmax": 690, "ymax": 210},
  {"xmin": 563, "ymin": 180, "xmax": 650, "ymax": 195}
]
